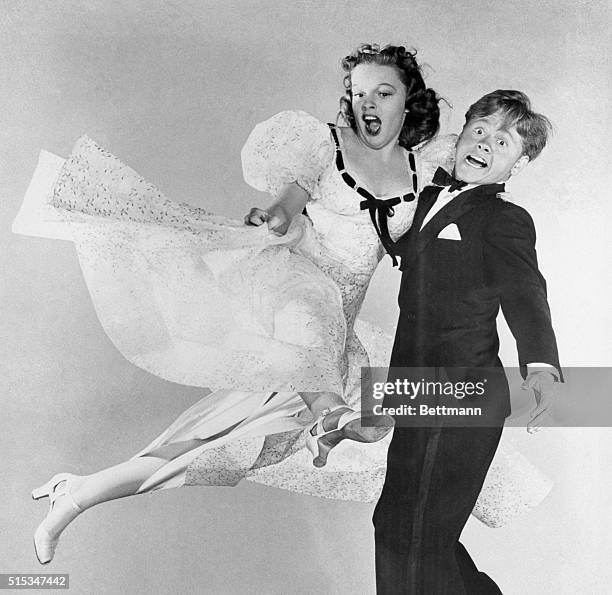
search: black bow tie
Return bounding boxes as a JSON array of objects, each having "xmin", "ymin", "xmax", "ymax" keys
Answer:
[{"xmin": 432, "ymin": 167, "xmax": 468, "ymax": 193}]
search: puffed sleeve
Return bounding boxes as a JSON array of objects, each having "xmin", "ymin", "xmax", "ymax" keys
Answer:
[
  {"xmin": 241, "ymin": 110, "xmax": 334, "ymax": 199},
  {"xmin": 414, "ymin": 134, "xmax": 457, "ymax": 190}
]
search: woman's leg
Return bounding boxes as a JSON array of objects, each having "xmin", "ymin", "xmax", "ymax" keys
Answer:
[
  {"xmin": 36, "ymin": 439, "xmax": 205, "ymax": 542},
  {"xmin": 299, "ymin": 391, "xmax": 349, "ymax": 419},
  {"xmin": 300, "ymin": 391, "xmax": 393, "ymax": 467}
]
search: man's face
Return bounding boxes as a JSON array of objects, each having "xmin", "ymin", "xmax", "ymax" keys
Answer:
[{"xmin": 454, "ymin": 112, "xmax": 529, "ymax": 185}]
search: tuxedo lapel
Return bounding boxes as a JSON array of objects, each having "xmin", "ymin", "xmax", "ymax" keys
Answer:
[
  {"xmin": 413, "ymin": 186, "xmax": 441, "ymax": 230},
  {"xmin": 395, "ymin": 186, "xmax": 440, "ymax": 264},
  {"xmin": 400, "ymin": 183, "xmax": 504, "ymax": 271}
]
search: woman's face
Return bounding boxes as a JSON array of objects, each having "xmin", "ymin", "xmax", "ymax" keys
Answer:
[{"xmin": 350, "ymin": 63, "xmax": 407, "ymax": 150}]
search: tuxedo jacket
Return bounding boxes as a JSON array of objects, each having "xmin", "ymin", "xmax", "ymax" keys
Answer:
[{"xmin": 389, "ymin": 183, "xmax": 561, "ymax": 416}]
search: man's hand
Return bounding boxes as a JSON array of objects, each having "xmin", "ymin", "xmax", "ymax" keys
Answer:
[
  {"xmin": 522, "ymin": 369, "xmax": 557, "ymax": 433},
  {"xmin": 244, "ymin": 207, "xmax": 290, "ymax": 235}
]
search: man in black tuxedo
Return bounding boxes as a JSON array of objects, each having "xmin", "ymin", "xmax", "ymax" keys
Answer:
[{"xmin": 373, "ymin": 90, "xmax": 561, "ymax": 594}]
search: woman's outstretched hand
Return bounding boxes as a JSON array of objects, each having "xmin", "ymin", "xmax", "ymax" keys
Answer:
[
  {"xmin": 244, "ymin": 183, "xmax": 308, "ymax": 236},
  {"xmin": 244, "ymin": 207, "xmax": 290, "ymax": 235},
  {"xmin": 244, "ymin": 207, "xmax": 269, "ymax": 226}
]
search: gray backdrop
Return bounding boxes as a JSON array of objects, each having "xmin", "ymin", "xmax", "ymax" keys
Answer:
[{"xmin": 1, "ymin": 1, "xmax": 610, "ymax": 593}]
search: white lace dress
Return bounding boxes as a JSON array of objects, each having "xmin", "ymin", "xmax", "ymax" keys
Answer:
[{"xmin": 13, "ymin": 111, "xmax": 551, "ymax": 527}]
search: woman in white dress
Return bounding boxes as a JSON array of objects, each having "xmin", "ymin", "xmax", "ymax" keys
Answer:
[{"xmin": 19, "ymin": 44, "xmax": 548, "ymax": 566}]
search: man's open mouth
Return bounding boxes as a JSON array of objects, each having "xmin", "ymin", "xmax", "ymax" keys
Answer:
[
  {"xmin": 465, "ymin": 155, "xmax": 488, "ymax": 169},
  {"xmin": 363, "ymin": 115, "xmax": 381, "ymax": 135}
]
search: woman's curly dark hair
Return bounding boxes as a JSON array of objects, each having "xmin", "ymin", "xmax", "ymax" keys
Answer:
[{"xmin": 338, "ymin": 44, "xmax": 440, "ymax": 149}]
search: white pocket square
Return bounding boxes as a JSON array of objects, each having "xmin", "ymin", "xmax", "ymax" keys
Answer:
[{"xmin": 437, "ymin": 223, "xmax": 462, "ymax": 240}]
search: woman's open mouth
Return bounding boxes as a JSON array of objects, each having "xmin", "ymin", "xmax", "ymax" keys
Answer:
[{"xmin": 363, "ymin": 115, "xmax": 381, "ymax": 136}]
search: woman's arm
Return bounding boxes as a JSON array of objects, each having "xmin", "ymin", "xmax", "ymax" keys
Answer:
[{"xmin": 244, "ymin": 182, "xmax": 309, "ymax": 235}]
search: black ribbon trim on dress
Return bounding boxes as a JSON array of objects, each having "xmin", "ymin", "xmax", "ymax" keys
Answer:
[
  {"xmin": 359, "ymin": 194, "xmax": 414, "ymax": 267},
  {"xmin": 328, "ymin": 124, "xmax": 418, "ymax": 267}
]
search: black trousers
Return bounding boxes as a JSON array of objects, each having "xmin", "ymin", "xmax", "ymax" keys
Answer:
[{"xmin": 373, "ymin": 425, "xmax": 504, "ymax": 595}]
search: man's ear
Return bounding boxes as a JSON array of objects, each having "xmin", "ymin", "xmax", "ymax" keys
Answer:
[{"xmin": 509, "ymin": 154, "xmax": 530, "ymax": 177}]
